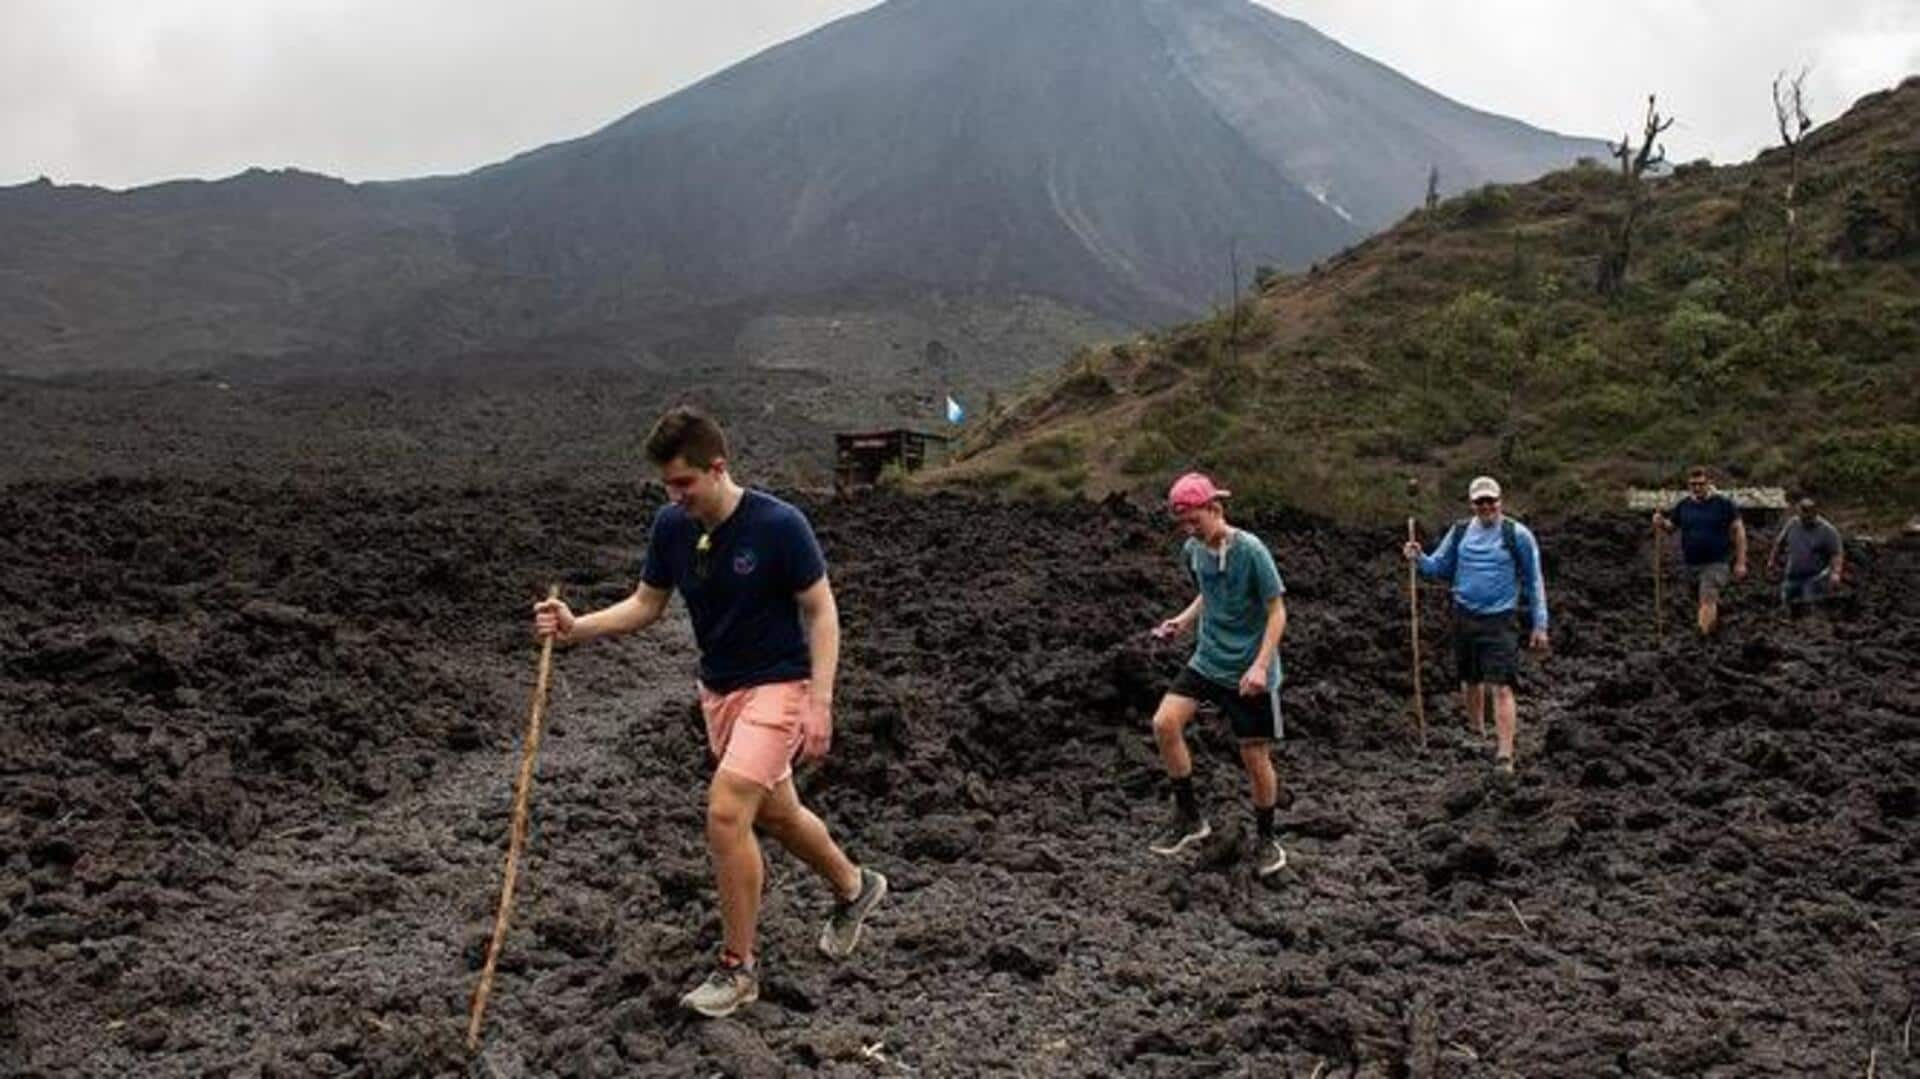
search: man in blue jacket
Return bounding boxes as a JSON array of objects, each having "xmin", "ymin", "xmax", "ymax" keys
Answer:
[{"xmin": 1402, "ymin": 476, "xmax": 1550, "ymax": 773}]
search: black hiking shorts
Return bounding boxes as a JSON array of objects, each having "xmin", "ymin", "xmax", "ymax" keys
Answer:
[
  {"xmin": 1169, "ymin": 665, "xmax": 1280, "ymax": 741},
  {"xmin": 1452, "ymin": 609, "xmax": 1519, "ymax": 687}
]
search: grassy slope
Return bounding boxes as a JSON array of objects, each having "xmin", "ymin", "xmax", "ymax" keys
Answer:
[{"xmin": 924, "ymin": 78, "xmax": 1920, "ymax": 528}]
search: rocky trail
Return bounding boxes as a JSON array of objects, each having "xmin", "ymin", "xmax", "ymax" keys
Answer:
[{"xmin": 4, "ymin": 473, "xmax": 1918, "ymax": 1077}]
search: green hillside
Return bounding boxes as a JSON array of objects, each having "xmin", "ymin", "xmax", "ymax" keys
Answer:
[{"xmin": 928, "ymin": 77, "xmax": 1920, "ymax": 527}]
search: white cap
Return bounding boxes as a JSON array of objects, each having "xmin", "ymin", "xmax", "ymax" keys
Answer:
[{"xmin": 1467, "ymin": 476, "xmax": 1502, "ymax": 501}]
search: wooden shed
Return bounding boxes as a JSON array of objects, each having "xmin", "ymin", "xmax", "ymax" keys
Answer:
[{"xmin": 833, "ymin": 429, "xmax": 951, "ymax": 491}]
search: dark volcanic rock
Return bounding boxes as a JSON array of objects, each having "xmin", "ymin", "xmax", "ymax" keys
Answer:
[{"xmin": 1, "ymin": 459, "xmax": 1915, "ymax": 1075}]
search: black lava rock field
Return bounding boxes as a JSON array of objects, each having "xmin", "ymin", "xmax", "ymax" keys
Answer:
[{"xmin": 3, "ymin": 373, "xmax": 1917, "ymax": 1076}]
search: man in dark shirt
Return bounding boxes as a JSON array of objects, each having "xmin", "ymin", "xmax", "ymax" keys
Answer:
[
  {"xmin": 533, "ymin": 408, "xmax": 885, "ymax": 1019},
  {"xmin": 1769, "ymin": 497, "xmax": 1846, "ymax": 612},
  {"xmin": 1654, "ymin": 466, "xmax": 1748, "ymax": 636}
]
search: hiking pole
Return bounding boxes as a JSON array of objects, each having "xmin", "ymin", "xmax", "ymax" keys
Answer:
[
  {"xmin": 1406, "ymin": 494, "xmax": 1427, "ymax": 747},
  {"xmin": 1407, "ymin": 518, "xmax": 1427, "ymax": 747},
  {"xmin": 1652, "ymin": 520, "xmax": 1665, "ymax": 645},
  {"xmin": 468, "ymin": 585, "xmax": 561, "ymax": 1052}
]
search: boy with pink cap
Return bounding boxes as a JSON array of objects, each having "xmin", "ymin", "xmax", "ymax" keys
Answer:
[{"xmin": 1146, "ymin": 472, "xmax": 1291, "ymax": 876}]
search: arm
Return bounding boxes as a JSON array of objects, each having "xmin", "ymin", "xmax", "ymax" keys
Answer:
[
  {"xmin": 1767, "ymin": 524, "xmax": 1789, "ymax": 574},
  {"xmin": 1518, "ymin": 527, "xmax": 1550, "ymax": 646},
  {"xmin": 795, "ymin": 576, "xmax": 839, "ymax": 760},
  {"xmin": 1157, "ymin": 595, "xmax": 1204, "ymax": 637},
  {"xmin": 1415, "ymin": 526, "xmax": 1460, "ymax": 580},
  {"xmin": 1239, "ymin": 596, "xmax": 1287, "ymax": 696},
  {"xmin": 1828, "ymin": 527, "xmax": 1846, "ymax": 584},
  {"xmin": 1732, "ymin": 517, "xmax": 1749, "ymax": 578},
  {"xmin": 535, "ymin": 582, "xmax": 670, "ymax": 644}
]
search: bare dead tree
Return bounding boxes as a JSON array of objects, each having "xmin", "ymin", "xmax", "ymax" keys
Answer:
[
  {"xmin": 1227, "ymin": 235, "xmax": 1242, "ymax": 366},
  {"xmin": 1425, "ymin": 165, "xmax": 1441, "ymax": 212},
  {"xmin": 1773, "ymin": 68, "xmax": 1814, "ymax": 302},
  {"xmin": 1596, "ymin": 95, "xmax": 1675, "ymax": 296}
]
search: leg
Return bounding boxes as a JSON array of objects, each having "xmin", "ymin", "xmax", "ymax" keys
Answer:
[
  {"xmin": 1149, "ymin": 689, "xmax": 1210, "ymax": 854},
  {"xmin": 1153, "ymin": 693, "xmax": 1200, "ymax": 778},
  {"xmin": 1697, "ymin": 565, "xmax": 1727, "ymax": 636},
  {"xmin": 1239, "ymin": 738, "xmax": 1288, "ymax": 877},
  {"xmin": 707, "ymin": 770, "xmax": 770, "ymax": 964},
  {"xmin": 1461, "ymin": 683, "xmax": 1486, "ymax": 737},
  {"xmin": 1491, "ymin": 685, "xmax": 1518, "ymax": 764},
  {"xmin": 1454, "ymin": 615, "xmax": 1488, "ymax": 737},
  {"xmin": 1238, "ymin": 740, "xmax": 1277, "ymax": 810},
  {"xmin": 756, "ymin": 778, "xmax": 861, "ymax": 900}
]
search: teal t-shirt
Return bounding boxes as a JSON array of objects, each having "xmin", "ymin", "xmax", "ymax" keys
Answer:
[{"xmin": 1182, "ymin": 529, "xmax": 1285, "ymax": 689}]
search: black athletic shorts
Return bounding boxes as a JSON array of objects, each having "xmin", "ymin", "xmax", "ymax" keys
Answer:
[
  {"xmin": 1453, "ymin": 609, "xmax": 1519, "ymax": 687},
  {"xmin": 1169, "ymin": 665, "xmax": 1280, "ymax": 741}
]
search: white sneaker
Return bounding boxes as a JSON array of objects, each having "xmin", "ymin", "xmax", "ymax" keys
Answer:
[
  {"xmin": 819, "ymin": 868, "xmax": 888, "ymax": 959},
  {"xmin": 679, "ymin": 957, "xmax": 758, "ymax": 1018},
  {"xmin": 1255, "ymin": 838, "xmax": 1288, "ymax": 877}
]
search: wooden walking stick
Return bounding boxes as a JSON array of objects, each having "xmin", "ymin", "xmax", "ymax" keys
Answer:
[
  {"xmin": 468, "ymin": 585, "xmax": 562, "ymax": 1051},
  {"xmin": 1652, "ymin": 519, "xmax": 1665, "ymax": 645},
  {"xmin": 1407, "ymin": 515, "xmax": 1427, "ymax": 748}
]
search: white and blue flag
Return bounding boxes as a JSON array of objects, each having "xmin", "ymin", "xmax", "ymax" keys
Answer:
[{"xmin": 945, "ymin": 395, "xmax": 966, "ymax": 425}]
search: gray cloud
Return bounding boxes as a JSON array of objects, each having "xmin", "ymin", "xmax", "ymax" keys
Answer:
[
  {"xmin": 1272, "ymin": 0, "xmax": 1920, "ymax": 166},
  {"xmin": 3, "ymin": 0, "xmax": 1914, "ymax": 189}
]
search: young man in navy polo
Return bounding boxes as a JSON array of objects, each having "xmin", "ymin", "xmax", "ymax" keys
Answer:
[
  {"xmin": 1654, "ymin": 465, "xmax": 1748, "ymax": 636},
  {"xmin": 1145, "ymin": 472, "xmax": 1291, "ymax": 877},
  {"xmin": 533, "ymin": 407, "xmax": 885, "ymax": 1018}
]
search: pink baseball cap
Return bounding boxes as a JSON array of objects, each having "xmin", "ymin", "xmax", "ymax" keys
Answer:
[{"xmin": 1168, "ymin": 472, "xmax": 1231, "ymax": 511}]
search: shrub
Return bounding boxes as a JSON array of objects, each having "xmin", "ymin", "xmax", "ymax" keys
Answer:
[
  {"xmin": 1429, "ymin": 290, "xmax": 1522, "ymax": 385},
  {"xmin": 1142, "ymin": 395, "xmax": 1227, "ymax": 456},
  {"xmin": 1555, "ymin": 339, "xmax": 1609, "ymax": 385},
  {"xmin": 1680, "ymin": 274, "xmax": 1729, "ymax": 311},
  {"xmin": 1453, "ymin": 184, "xmax": 1513, "ymax": 226},
  {"xmin": 1203, "ymin": 356, "xmax": 1256, "ymax": 409},
  {"xmin": 1168, "ymin": 327, "xmax": 1215, "ymax": 368},
  {"xmin": 1018, "ymin": 434, "xmax": 1082, "ymax": 471},
  {"xmin": 1662, "ymin": 302, "xmax": 1750, "ymax": 390},
  {"xmin": 1803, "ymin": 425, "xmax": 1920, "ymax": 499},
  {"xmin": 1559, "ymin": 383, "xmax": 1646, "ymax": 436},
  {"xmin": 1121, "ymin": 432, "xmax": 1180, "ymax": 476},
  {"xmin": 1650, "ymin": 247, "xmax": 1724, "ymax": 291}
]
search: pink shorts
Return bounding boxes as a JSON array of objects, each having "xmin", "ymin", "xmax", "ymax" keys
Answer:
[{"xmin": 698, "ymin": 679, "xmax": 810, "ymax": 789}]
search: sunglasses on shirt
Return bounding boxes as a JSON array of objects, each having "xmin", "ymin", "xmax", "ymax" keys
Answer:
[{"xmin": 694, "ymin": 533, "xmax": 712, "ymax": 580}]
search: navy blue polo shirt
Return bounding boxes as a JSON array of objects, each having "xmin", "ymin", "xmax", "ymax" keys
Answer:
[
  {"xmin": 1669, "ymin": 493, "xmax": 1740, "ymax": 566},
  {"xmin": 639, "ymin": 490, "xmax": 827, "ymax": 692}
]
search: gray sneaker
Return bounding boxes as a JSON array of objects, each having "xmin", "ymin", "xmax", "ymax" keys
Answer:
[
  {"xmin": 1255, "ymin": 837, "xmax": 1288, "ymax": 878},
  {"xmin": 819, "ymin": 868, "xmax": 888, "ymax": 959},
  {"xmin": 1148, "ymin": 809, "xmax": 1211, "ymax": 856},
  {"xmin": 680, "ymin": 956, "xmax": 758, "ymax": 1018}
]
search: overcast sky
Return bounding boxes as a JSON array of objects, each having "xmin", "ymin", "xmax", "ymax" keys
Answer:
[{"xmin": 4, "ymin": 1, "xmax": 1916, "ymax": 190}]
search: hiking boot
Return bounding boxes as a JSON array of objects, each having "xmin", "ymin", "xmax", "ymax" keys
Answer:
[
  {"xmin": 1148, "ymin": 808, "xmax": 1211, "ymax": 856},
  {"xmin": 819, "ymin": 868, "xmax": 888, "ymax": 959},
  {"xmin": 1254, "ymin": 837, "xmax": 1288, "ymax": 878},
  {"xmin": 679, "ymin": 955, "xmax": 758, "ymax": 1019},
  {"xmin": 1495, "ymin": 754, "xmax": 1516, "ymax": 775}
]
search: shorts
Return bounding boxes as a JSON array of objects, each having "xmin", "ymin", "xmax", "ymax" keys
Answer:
[
  {"xmin": 698, "ymin": 679, "xmax": 810, "ymax": 789},
  {"xmin": 1781, "ymin": 571, "xmax": 1830, "ymax": 605},
  {"xmin": 1169, "ymin": 665, "xmax": 1281, "ymax": 741},
  {"xmin": 1453, "ymin": 610, "xmax": 1518, "ymax": 687},
  {"xmin": 1685, "ymin": 561, "xmax": 1731, "ymax": 602}
]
